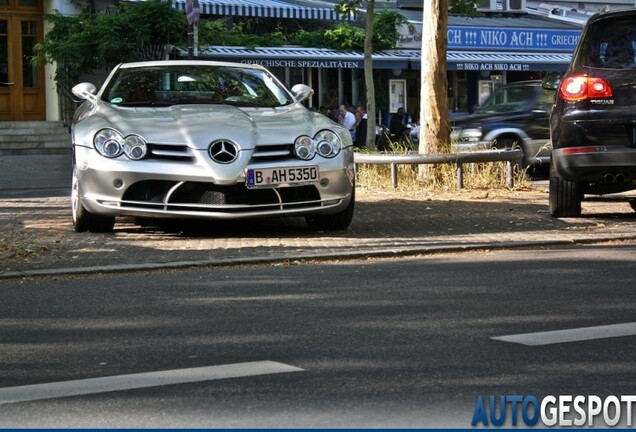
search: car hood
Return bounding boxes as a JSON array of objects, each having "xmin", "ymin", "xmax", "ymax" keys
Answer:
[{"xmin": 79, "ymin": 102, "xmax": 330, "ymax": 150}]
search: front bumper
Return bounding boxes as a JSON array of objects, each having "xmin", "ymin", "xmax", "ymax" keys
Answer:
[{"xmin": 74, "ymin": 146, "xmax": 354, "ymax": 220}]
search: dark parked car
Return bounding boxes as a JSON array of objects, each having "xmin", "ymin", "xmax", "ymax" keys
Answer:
[
  {"xmin": 547, "ymin": 9, "xmax": 636, "ymax": 217},
  {"xmin": 450, "ymin": 80, "xmax": 553, "ymax": 167}
]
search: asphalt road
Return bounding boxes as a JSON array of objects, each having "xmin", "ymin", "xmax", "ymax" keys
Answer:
[{"xmin": 1, "ymin": 244, "xmax": 635, "ymax": 428}]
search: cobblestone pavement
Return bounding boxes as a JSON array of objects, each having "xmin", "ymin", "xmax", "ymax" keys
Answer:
[{"xmin": 2, "ymin": 182, "xmax": 636, "ymax": 278}]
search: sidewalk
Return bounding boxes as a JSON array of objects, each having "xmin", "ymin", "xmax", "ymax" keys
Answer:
[{"xmin": 2, "ymin": 174, "xmax": 636, "ymax": 278}]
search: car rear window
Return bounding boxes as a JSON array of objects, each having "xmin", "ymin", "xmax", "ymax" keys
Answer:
[{"xmin": 578, "ymin": 16, "xmax": 636, "ymax": 69}]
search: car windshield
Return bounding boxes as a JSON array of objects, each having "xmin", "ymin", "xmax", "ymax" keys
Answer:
[
  {"xmin": 475, "ymin": 84, "xmax": 537, "ymax": 113},
  {"xmin": 101, "ymin": 64, "xmax": 295, "ymax": 108},
  {"xmin": 578, "ymin": 17, "xmax": 636, "ymax": 69}
]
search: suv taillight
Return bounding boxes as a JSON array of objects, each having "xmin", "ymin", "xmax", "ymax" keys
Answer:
[{"xmin": 558, "ymin": 75, "xmax": 613, "ymax": 102}]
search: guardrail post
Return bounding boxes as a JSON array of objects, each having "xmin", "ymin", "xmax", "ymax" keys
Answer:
[
  {"xmin": 391, "ymin": 162, "xmax": 398, "ymax": 188},
  {"xmin": 506, "ymin": 161, "xmax": 514, "ymax": 188},
  {"xmin": 456, "ymin": 163, "xmax": 464, "ymax": 189}
]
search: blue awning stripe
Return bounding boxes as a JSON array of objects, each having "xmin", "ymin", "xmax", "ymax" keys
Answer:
[
  {"xmin": 174, "ymin": 45, "xmax": 572, "ymax": 71},
  {"xmin": 171, "ymin": 0, "xmax": 352, "ymax": 21}
]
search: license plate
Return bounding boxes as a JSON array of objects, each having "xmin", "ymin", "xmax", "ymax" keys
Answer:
[{"xmin": 246, "ymin": 166, "xmax": 319, "ymax": 188}]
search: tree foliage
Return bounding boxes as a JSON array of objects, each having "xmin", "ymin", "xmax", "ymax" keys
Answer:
[
  {"xmin": 34, "ymin": 0, "xmax": 185, "ymax": 87},
  {"xmin": 35, "ymin": 1, "xmax": 408, "ymax": 90}
]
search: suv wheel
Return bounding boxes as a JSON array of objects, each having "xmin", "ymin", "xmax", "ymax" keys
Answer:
[{"xmin": 549, "ymin": 162, "xmax": 582, "ymax": 217}]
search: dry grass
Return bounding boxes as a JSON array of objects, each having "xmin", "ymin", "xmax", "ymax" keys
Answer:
[{"xmin": 355, "ymin": 150, "xmax": 532, "ymax": 193}]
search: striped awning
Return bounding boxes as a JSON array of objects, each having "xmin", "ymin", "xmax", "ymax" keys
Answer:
[
  {"xmin": 176, "ymin": 45, "xmax": 410, "ymax": 69},
  {"xmin": 413, "ymin": 50, "xmax": 573, "ymax": 72},
  {"xmin": 176, "ymin": 46, "xmax": 572, "ymax": 72},
  {"xmin": 171, "ymin": 0, "xmax": 354, "ymax": 21}
]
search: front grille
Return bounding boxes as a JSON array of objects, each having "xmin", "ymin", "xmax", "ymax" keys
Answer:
[
  {"xmin": 147, "ymin": 143, "xmax": 194, "ymax": 161},
  {"xmin": 122, "ymin": 180, "xmax": 177, "ymax": 202},
  {"xmin": 251, "ymin": 144, "xmax": 294, "ymax": 162},
  {"xmin": 120, "ymin": 180, "xmax": 322, "ymax": 214}
]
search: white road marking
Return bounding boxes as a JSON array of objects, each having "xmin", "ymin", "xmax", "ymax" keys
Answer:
[
  {"xmin": 0, "ymin": 360, "xmax": 303, "ymax": 405},
  {"xmin": 492, "ymin": 322, "xmax": 636, "ymax": 346}
]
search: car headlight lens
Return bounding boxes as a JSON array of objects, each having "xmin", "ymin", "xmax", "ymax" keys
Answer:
[
  {"xmin": 294, "ymin": 135, "xmax": 315, "ymax": 160},
  {"xmin": 314, "ymin": 130, "xmax": 341, "ymax": 158},
  {"xmin": 123, "ymin": 135, "xmax": 147, "ymax": 160},
  {"xmin": 94, "ymin": 128, "xmax": 123, "ymax": 158},
  {"xmin": 94, "ymin": 128, "xmax": 148, "ymax": 160},
  {"xmin": 294, "ymin": 130, "xmax": 343, "ymax": 160}
]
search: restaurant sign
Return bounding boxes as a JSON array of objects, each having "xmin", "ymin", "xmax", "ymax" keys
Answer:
[
  {"xmin": 241, "ymin": 59, "xmax": 363, "ymax": 69},
  {"xmin": 447, "ymin": 26, "xmax": 581, "ymax": 51},
  {"xmin": 448, "ymin": 61, "xmax": 567, "ymax": 72},
  {"xmin": 399, "ymin": 24, "xmax": 581, "ymax": 52}
]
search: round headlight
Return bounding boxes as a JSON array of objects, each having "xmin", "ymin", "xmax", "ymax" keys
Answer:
[
  {"xmin": 294, "ymin": 135, "xmax": 315, "ymax": 160},
  {"xmin": 123, "ymin": 135, "xmax": 147, "ymax": 160},
  {"xmin": 94, "ymin": 129, "xmax": 124, "ymax": 158},
  {"xmin": 314, "ymin": 130, "xmax": 341, "ymax": 158}
]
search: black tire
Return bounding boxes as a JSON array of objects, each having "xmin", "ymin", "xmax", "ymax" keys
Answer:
[
  {"xmin": 549, "ymin": 162, "xmax": 582, "ymax": 217},
  {"xmin": 72, "ymin": 172, "xmax": 115, "ymax": 233},
  {"xmin": 306, "ymin": 188, "xmax": 355, "ymax": 231}
]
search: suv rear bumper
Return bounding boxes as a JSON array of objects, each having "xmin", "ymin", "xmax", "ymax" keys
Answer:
[{"xmin": 553, "ymin": 146, "xmax": 636, "ymax": 183}]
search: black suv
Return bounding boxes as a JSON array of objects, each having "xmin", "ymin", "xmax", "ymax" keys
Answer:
[
  {"xmin": 450, "ymin": 80, "xmax": 553, "ymax": 167},
  {"xmin": 547, "ymin": 9, "xmax": 636, "ymax": 217}
]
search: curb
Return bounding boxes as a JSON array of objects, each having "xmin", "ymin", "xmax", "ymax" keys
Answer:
[{"xmin": 3, "ymin": 234, "xmax": 635, "ymax": 280}]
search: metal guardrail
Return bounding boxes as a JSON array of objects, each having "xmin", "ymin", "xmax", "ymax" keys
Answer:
[{"xmin": 353, "ymin": 149, "xmax": 524, "ymax": 189}]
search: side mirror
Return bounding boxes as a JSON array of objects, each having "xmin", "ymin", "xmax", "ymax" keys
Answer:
[
  {"xmin": 291, "ymin": 84, "xmax": 314, "ymax": 103},
  {"xmin": 542, "ymin": 73, "xmax": 561, "ymax": 91},
  {"xmin": 72, "ymin": 82, "xmax": 97, "ymax": 102}
]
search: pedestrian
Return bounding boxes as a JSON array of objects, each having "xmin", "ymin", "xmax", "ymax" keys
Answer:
[
  {"xmin": 389, "ymin": 107, "xmax": 410, "ymax": 144},
  {"xmin": 353, "ymin": 105, "xmax": 369, "ymax": 149},
  {"xmin": 338, "ymin": 104, "xmax": 356, "ymax": 132}
]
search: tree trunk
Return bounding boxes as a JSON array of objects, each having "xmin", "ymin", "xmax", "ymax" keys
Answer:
[
  {"xmin": 364, "ymin": 0, "xmax": 376, "ymax": 151},
  {"xmin": 419, "ymin": 0, "xmax": 449, "ymax": 160}
]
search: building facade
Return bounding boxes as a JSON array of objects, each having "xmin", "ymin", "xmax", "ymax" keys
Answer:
[{"xmin": 2, "ymin": 0, "xmax": 634, "ymax": 123}]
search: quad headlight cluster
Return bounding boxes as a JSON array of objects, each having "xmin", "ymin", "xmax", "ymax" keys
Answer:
[
  {"xmin": 293, "ymin": 130, "xmax": 342, "ymax": 160},
  {"xmin": 94, "ymin": 128, "xmax": 147, "ymax": 160}
]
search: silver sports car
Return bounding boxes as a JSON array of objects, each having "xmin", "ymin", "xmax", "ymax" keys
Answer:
[{"xmin": 71, "ymin": 60, "xmax": 355, "ymax": 232}]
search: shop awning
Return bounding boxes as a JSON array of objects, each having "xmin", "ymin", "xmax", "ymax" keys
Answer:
[
  {"xmin": 413, "ymin": 50, "xmax": 573, "ymax": 72},
  {"xmin": 180, "ymin": 46, "xmax": 410, "ymax": 69},
  {"xmin": 170, "ymin": 0, "xmax": 354, "ymax": 21},
  {"xmin": 176, "ymin": 45, "xmax": 572, "ymax": 72}
]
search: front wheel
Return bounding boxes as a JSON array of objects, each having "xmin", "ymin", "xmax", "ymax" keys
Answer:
[
  {"xmin": 72, "ymin": 171, "xmax": 115, "ymax": 233},
  {"xmin": 549, "ymin": 162, "xmax": 582, "ymax": 217},
  {"xmin": 306, "ymin": 189, "xmax": 355, "ymax": 231}
]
